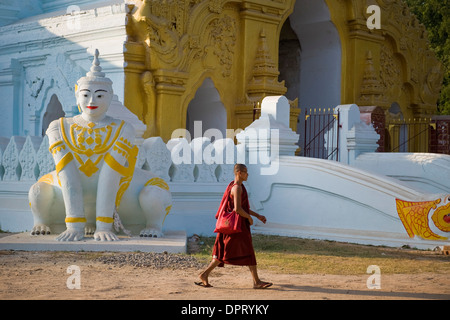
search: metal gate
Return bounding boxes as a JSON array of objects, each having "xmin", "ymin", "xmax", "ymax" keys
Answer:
[
  {"xmin": 387, "ymin": 118, "xmax": 432, "ymax": 152},
  {"xmin": 304, "ymin": 108, "xmax": 340, "ymax": 160}
]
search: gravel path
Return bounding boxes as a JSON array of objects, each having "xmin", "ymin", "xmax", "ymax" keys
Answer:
[{"xmin": 95, "ymin": 252, "xmax": 207, "ymax": 269}]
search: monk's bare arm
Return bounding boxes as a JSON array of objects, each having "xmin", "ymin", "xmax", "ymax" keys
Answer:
[
  {"xmin": 231, "ymin": 185, "xmax": 253, "ymax": 224},
  {"xmin": 249, "ymin": 209, "xmax": 267, "ymax": 224}
]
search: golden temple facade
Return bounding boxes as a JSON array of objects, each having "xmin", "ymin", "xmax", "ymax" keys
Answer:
[{"xmin": 122, "ymin": 0, "xmax": 443, "ymax": 142}]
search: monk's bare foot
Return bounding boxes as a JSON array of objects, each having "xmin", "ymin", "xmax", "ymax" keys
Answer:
[
  {"xmin": 195, "ymin": 273, "xmax": 212, "ymax": 287},
  {"xmin": 253, "ymin": 281, "xmax": 273, "ymax": 289}
]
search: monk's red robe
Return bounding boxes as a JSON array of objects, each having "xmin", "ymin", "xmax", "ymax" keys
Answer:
[{"xmin": 212, "ymin": 181, "xmax": 257, "ymax": 267}]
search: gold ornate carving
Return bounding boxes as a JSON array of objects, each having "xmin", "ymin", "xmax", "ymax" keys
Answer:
[
  {"xmin": 205, "ymin": 15, "xmax": 236, "ymax": 77},
  {"xmin": 342, "ymin": 0, "xmax": 443, "ymax": 117},
  {"xmin": 378, "ymin": 38, "xmax": 404, "ymax": 107},
  {"xmin": 248, "ymin": 29, "xmax": 287, "ymax": 99},
  {"xmin": 365, "ymin": 0, "xmax": 441, "ymax": 114},
  {"xmin": 124, "ymin": 0, "xmax": 298, "ymax": 138},
  {"xmin": 358, "ymin": 51, "xmax": 387, "ymax": 108}
]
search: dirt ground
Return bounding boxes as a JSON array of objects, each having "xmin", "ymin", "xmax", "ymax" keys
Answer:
[{"xmin": 1, "ymin": 248, "xmax": 449, "ymax": 301}]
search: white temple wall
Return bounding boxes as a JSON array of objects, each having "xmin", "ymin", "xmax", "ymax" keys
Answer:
[
  {"xmin": 247, "ymin": 155, "xmax": 440, "ymax": 249},
  {"xmin": 0, "ymin": 0, "xmax": 127, "ymax": 137},
  {"xmin": 354, "ymin": 152, "xmax": 450, "ymax": 194},
  {"xmin": 0, "ymin": 95, "xmax": 448, "ymax": 249}
]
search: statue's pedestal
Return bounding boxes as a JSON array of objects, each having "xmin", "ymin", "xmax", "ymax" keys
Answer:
[{"xmin": 0, "ymin": 231, "xmax": 186, "ymax": 253}]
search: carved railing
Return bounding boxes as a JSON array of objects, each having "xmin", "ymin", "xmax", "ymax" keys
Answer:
[{"xmin": 0, "ymin": 136, "xmax": 236, "ymax": 183}]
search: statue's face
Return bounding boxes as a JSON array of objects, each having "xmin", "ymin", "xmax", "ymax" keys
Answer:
[{"xmin": 76, "ymin": 82, "xmax": 113, "ymax": 119}]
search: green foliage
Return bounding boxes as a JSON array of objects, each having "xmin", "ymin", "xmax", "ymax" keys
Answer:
[{"xmin": 404, "ymin": 0, "xmax": 450, "ymax": 114}]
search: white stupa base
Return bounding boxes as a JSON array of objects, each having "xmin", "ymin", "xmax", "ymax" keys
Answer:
[{"xmin": 0, "ymin": 230, "xmax": 186, "ymax": 253}]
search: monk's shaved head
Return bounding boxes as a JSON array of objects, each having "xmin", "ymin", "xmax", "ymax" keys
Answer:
[{"xmin": 234, "ymin": 163, "xmax": 247, "ymax": 173}]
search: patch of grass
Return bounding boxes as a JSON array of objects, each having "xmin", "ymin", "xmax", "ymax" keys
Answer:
[{"xmin": 190, "ymin": 234, "xmax": 450, "ymax": 275}]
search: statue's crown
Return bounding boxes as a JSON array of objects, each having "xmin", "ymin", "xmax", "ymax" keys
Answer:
[{"xmin": 77, "ymin": 49, "xmax": 113, "ymax": 87}]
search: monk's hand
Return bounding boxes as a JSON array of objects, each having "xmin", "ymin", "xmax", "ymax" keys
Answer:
[
  {"xmin": 257, "ymin": 214, "xmax": 267, "ymax": 224},
  {"xmin": 248, "ymin": 216, "xmax": 254, "ymax": 225}
]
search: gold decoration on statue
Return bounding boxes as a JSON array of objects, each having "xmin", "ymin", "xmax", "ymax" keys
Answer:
[{"xmin": 59, "ymin": 118, "xmax": 125, "ymax": 177}]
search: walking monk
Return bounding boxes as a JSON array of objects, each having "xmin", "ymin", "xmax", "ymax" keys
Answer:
[{"xmin": 196, "ymin": 164, "xmax": 272, "ymax": 289}]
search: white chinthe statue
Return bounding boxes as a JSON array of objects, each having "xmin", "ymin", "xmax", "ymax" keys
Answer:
[{"xmin": 28, "ymin": 49, "xmax": 172, "ymax": 241}]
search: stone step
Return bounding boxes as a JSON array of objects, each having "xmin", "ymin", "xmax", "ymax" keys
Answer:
[{"xmin": 0, "ymin": 230, "xmax": 186, "ymax": 253}]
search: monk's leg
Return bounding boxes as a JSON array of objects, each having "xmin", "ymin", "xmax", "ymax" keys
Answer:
[
  {"xmin": 198, "ymin": 259, "xmax": 220, "ymax": 286},
  {"xmin": 249, "ymin": 265, "xmax": 273, "ymax": 289},
  {"xmin": 248, "ymin": 265, "xmax": 260, "ymax": 286}
]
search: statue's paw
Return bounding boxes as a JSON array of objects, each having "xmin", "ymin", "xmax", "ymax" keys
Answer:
[
  {"xmin": 56, "ymin": 228, "xmax": 84, "ymax": 241},
  {"xmin": 94, "ymin": 230, "xmax": 119, "ymax": 241},
  {"xmin": 140, "ymin": 228, "xmax": 163, "ymax": 238},
  {"xmin": 30, "ymin": 224, "xmax": 51, "ymax": 235},
  {"xmin": 85, "ymin": 225, "xmax": 96, "ymax": 236}
]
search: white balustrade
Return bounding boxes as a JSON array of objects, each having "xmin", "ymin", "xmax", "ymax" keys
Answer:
[{"xmin": 0, "ymin": 134, "xmax": 238, "ymax": 183}]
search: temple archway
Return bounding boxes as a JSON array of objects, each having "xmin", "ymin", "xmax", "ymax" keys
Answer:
[
  {"xmin": 186, "ymin": 78, "xmax": 226, "ymax": 142},
  {"xmin": 285, "ymin": 0, "xmax": 341, "ymax": 109},
  {"xmin": 279, "ymin": 17, "xmax": 301, "ymax": 103},
  {"xmin": 41, "ymin": 94, "xmax": 65, "ymax": 136},
  {"xmin": 279, "ymin": 0, "xmax": 342, "ymax": 152}
]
